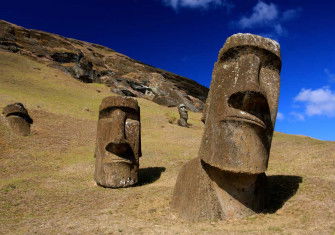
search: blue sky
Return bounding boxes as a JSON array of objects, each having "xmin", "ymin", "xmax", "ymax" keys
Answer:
[{"xmin": 1, "ymin": 0, "xmax": 335, "ymax": 140}]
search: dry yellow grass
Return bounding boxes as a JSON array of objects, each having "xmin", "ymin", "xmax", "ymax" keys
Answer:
[{"xmin": 0, "ymin": 51, "xmax": 334, "ymax": 234}]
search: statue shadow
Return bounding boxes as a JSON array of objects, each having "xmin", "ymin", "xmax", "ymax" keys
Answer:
[
  {"xmin": 137, "ymin": 167, "xmax": 166, "ymax": 186},
  {"xmin": 264, "ymin": 175, "xmax": 303, "ymax": 213}
]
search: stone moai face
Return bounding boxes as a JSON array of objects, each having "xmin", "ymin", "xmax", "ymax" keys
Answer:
[
  {"xmin": 178, "ymin": 104, "xmax": 188, "ymax": 120},
  {"xmin": 2, "ymin": 103, "xmax": 33, "ymax": 136},
  {"xmin": 94, "ymin": 96, "xmax": 141, "ymax": 188},
  {"xmin": 198, "ymin": 33, "xmax": 281, "ymax": 173},
  {"xmin": 177, "ymin": 104, "xmax": 188, "ymax": 127}
]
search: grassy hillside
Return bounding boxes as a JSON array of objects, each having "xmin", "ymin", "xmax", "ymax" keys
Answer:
[
  {"xmin": 0, "ymin": 51, "xmax": 334, "ymax": 234},
  {"xmin": 0, "ymin": 20, "xmax": 208, "ymax": 112}
]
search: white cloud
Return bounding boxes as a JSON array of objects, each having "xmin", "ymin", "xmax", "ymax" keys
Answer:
[
  {"xmin": 294, "ymin": 87, "xmax": 335, "ymax": 117},
  {"xmin": 282, "ymin": 8, "xmax": 301, "ymax": 21},
  {"xmin": 238, "ymin": 1, "xmax": 278, "ymax": 29},
  {"xmin": 162, "ymin": 0, "xmax": 228, "ymax": 10},
  {"xmin": 236, "ymin": 1, "xmax": 301, "ymax": 37},
  {"xmin": 325, "ymin": 69, "xmax": 335, "ymax": 82},
  {"xmin": 290, "ymin": 112, "xmax": 305, "ymax": 121},
  {"xmin": 277, "ymin": 112, "xmax": 284, "ymax": 120},
  {"xmin": 274, "ymin": 23, "xmax": 283, "ymax": 35}
]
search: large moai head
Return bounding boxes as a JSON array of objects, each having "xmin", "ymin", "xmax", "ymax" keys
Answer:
[
  {"xmin": 198, "ymin": 33, "xmax": 281, "ymax": 173},
  {"xmin": 2, "ymin": 103, "xmax": 33, "ymax": 136},
  {"xmin": 94, "ymin": 96, "xmax": 141, "ymax": 188}
]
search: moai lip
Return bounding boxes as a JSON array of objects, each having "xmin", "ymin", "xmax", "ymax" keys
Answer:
[
  {"xmin": 94, "ymin": 96, "xmax": 141, "ymax": 188},
  {"xmin": 177, "ymin": 104, "xmax": 189, "ymax": 127},
  {"xmin": 2, "ymin": 103, "xmax": 33, "ymax": 136},
  {"xmin": 171, "ymin": 33, "xmax": 281, "ymax": 221}
]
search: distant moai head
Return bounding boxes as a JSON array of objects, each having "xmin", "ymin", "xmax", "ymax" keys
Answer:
[
  {"xmin": 2, "ymin": 103, "xmax": 33, "ymax": 136},
  {"xmin": 177, "ymin": 104, "xmax": 188, "ymax": 127},
  {"xmin": 178, "ymin": 104, "xmax": 188, "ymax": 119},
  {"xmin": 94, "ymin": 96, "xmax": 141, "ymax": 188},
  {"xmin": 198, "ymin": 33, "xmax": 281, "ymax": 173}
]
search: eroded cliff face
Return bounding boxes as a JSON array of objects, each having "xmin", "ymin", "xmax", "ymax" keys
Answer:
[{"xmin": 0, "ymin": 20, "xmax": 208, "ymax": 111}]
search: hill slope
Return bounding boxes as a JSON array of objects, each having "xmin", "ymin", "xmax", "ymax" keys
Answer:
[
  {"xmin": 0, "ymin": 49, "xmax": 335, "ymax": 233},
  {"xmin": 0, "ymin": 20, "xmax": 208, "ymax": 112}
]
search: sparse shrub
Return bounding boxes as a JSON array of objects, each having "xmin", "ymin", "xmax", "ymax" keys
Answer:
[{"xmin": 166, "ymin": 112, "xmax": 178, "ymax": 124}]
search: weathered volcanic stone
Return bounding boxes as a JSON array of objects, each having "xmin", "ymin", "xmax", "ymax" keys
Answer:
[
  {"xmin": 171, "ymin": 33, "xmax": 281, "ymax": 221},
  {"xmin": 94, "ymin": 96, "xmax": 141, "ymax": 188},
  {"xmin": 0, "ymin": 20, "xmax": 209, "ymax": 111},
  {"xmin": 177, "ymin": 104, "xmax": 188, "ymax": 127},
  {"xmin": 2, "ymin": 103, "xmax": 33, "ymax": 136}
]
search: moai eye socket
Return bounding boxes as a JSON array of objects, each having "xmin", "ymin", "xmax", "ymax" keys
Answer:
[
  {"xmin": 2, "ymin": 103, "xmax": 33, "ymax": 136},
  {"xmin": 261, "ymin": 51, "xmax": 281, "ymax": 72},
  {"xmin": 220, "ymin": 47, "xmax": 239, "ymax": 62},
  {"xmin": 99, "ymin": 107, "xmax": 139, "ymax": 120},
  {"xmin": 5, "ymin": 112, "xmax": 33, "ymax": 124},
  {"xmin": 125, "ymin": 109, "xmax": 140, "ymax": 121}
]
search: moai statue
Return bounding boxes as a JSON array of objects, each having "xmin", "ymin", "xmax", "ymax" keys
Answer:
[
  {"xmin": 171, "ymin": 33, "xmax": 281, "ymax": 221},
  {"xmin": 177, "ymin": 104, "xmax": 188, "ymax": 127},
  {"xmin": 94, "ymin": 96, "xmax": 141, "ymax": 188},
  {"xmin": 2, "ymin": 103, "xmax": 33, "ymax": 136}
]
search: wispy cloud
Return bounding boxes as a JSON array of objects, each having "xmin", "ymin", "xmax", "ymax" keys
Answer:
[
  {"xmin": 277, "ymin": 112, "xmax": 284, "ymax": 120},
  {"xmin": 324, "ymin": 68, "xmax": 335, "ymax": 82},
  {"xmin": 235, "ymin": 1, "xmax": 301, "ymax": 38},
  {"xmin": 282, "ymin": 8, "xmax": 300, "ymax": 21},
  {"xmin": 290, "ymin": 112, "xmax": 305, "ymax": 121},
  {"xmin": 238, "ymin": 1, "xmax": 278, "ymax": 29},
  {"xmin": 162, "ymin": 0, "xmax": 231, "ymax": 10},
  {"xmin": 294, "ymin": 87, "xmax": 335, "ymax": 117}
]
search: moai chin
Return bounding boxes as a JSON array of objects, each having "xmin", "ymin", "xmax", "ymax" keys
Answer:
[
  {"xmin": 171, "ymin": 33, "xmax": 281, "ymax": 221},
  {"xmin": 2, "ymin": 103, "xmax": 33, "ymax": 136},
  {"xmin": 94, "ymin": 96, "xmax": 141, "ymax": 188},
  {"xmin": 177, "ymin": 104, "xmax": 188, "ymax": 127}
]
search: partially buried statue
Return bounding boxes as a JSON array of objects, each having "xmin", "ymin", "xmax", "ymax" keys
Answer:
[
  {"xmin": 177, "ymin": 104, "xmax": 188, "ymax": 127},
  {"xmin": 171, "ymin": 33, "xmax": 281, "ymax": 221},
  {"xmin": 94, "ymin": 96, "xmax": 141, "ymax": 188},
  {"xmin": 2, "ymin": 103, "xmax": 33, "ymax": 136}
]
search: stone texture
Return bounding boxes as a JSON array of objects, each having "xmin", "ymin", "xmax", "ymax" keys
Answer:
[
  {"xmin": 94, "ymin": 96, "xmax": 141, "ymax": 188},
  {"xmin": 0, "ymin": 20, "xmax": 208, "ymax": 112},
  {"xmin": 2, "ymin": 103, "xmax": 33, "ymax": 136},
  {"xmin": 171, "ymin": 158, "xmax": 266, "ymax": 222},
  {"xmin": 177, "ymin": 104, "xmax": 188, "ymax": 127},
  {"xmin": 171, "ymin": 33, "xmax": 281, "ymax": 221}
]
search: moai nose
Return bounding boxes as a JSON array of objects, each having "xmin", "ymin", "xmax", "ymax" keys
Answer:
[
  {"xmin": 104, "ymin": 109, "xmax": 128, "ymax": 149},
  {"xmin": 237, "ymin": 54, "xmax": 261, "ymax": 91},
  {"xmin": 113, "ymin": 109, "xmax": 127, "ymax": 143}
]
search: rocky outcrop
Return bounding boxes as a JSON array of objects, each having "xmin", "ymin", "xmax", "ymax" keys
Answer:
[{"xmin": 0, "ymin": 20, "xmax": 208, "ymax": 111}]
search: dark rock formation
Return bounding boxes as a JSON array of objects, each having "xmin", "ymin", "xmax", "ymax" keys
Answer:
[
  {"xmin": 120, "ymin": 89, "xmax": 137, "ymax": 97},
  {"xmin": 51, "ymin": 52, "xmax": 83, "ymax": 63},
  {"xmin": 171, "ymin": 33, "xmax": 281, "ymax": 221},
  {"xmin": 0, "ymin": 20, "xmax": 208, "ymax": 111},
  {"xmin": 2, "ymin": 103, "xmax": 33, "ymax": 136},
  {"xmin": 94, "ymin": 96, "xmax": 141, "ymax": 188}
]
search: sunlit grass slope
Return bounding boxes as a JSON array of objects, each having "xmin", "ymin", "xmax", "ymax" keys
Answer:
[{"xmin": 0, "ymin": 51, "xmax": 334, "ymax": 234}]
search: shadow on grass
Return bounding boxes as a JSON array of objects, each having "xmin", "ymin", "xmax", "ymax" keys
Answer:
[
  {"xmin": 264, "ymin": 175, "xmax": 303, "ymax": 213},
  {"xmin": 137, "ymin": 167, "xmax": 166, "ymax": 186}
]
